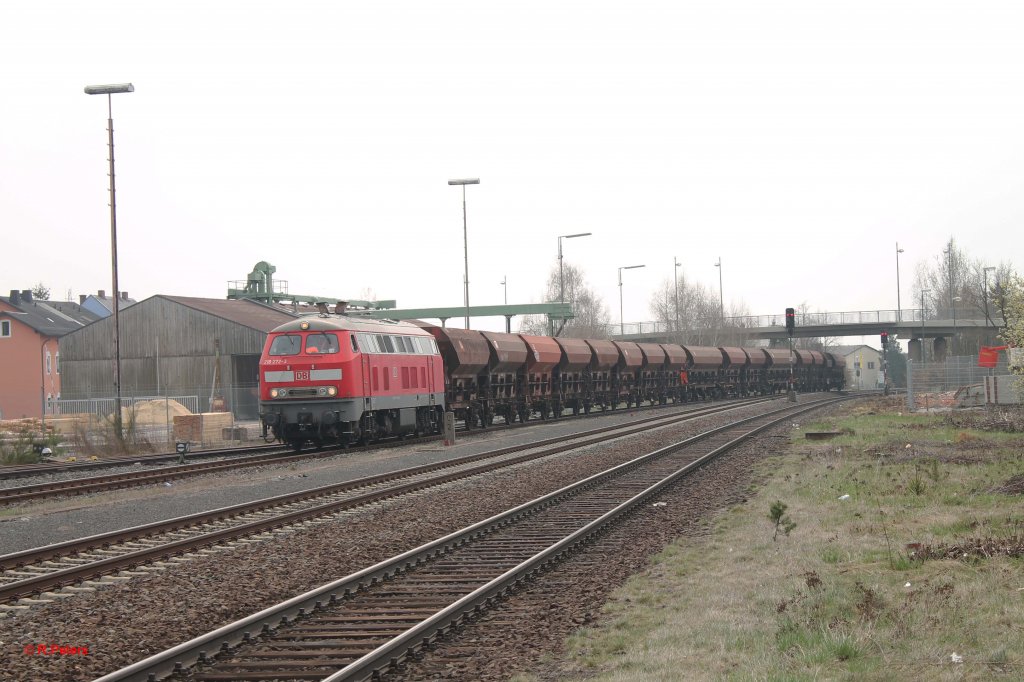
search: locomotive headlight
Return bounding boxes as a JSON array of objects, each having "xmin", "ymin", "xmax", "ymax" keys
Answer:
[
  {"xmin": 271, "ymin": 388, "xmax": 287, "ymax": 398},
  {"xmin": 317, "ymin": 387, "xmax": 328, "ymax": 396},
  {"xmin": 270, "ymin": 388, "xmax": 280, "ymax": 398},
  {"xmin": 327, "ymin": 386, "xmax": 337, "ymax": 396}
]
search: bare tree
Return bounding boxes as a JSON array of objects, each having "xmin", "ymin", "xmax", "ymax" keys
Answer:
[
  {"xmin": 911, "ymin": 237, "xmax": 1015, "ymax": 354},
  {"xmin": 648, "ymin": 272, "xmax": 751, "ymax": 346},
  {"xmin": 518, "ymin": 262, "xmax": 612, "ymax": 338}
]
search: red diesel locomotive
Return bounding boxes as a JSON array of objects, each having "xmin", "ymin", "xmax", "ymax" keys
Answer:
[{"xmin": 259, "ymin": 316, "xmax": 445, "ymax": 449}]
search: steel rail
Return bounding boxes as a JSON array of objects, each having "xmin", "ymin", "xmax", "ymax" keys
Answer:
[{"xmin": 0, "ymin": 442, "xmax": 281, "ymax": 480}]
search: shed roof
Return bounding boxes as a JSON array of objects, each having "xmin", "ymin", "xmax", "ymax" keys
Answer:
[
  {"xmin": 85, "ymin": 292, "xmax": 138, "ymax": 314},
  {"xmin": 0, "ymin": 296, "xmax": 100, "ymax": 337},
  {"xmin": 158, "ymin": 296, "xmax": 296, "ymax": 332},
  {"xmin": 829, "ymin": 344, "xmax": 880, "ymax": 357}
]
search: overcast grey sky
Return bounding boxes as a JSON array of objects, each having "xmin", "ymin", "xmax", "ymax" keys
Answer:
[{"xmin": 2, "ymin": 1, "xmax": 1021, "ymax": 334}]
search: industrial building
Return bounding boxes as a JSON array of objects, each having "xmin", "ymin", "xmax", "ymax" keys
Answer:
[{"xmin": 58, "ymin": 296, "xmax": 296, "ymax": 419}]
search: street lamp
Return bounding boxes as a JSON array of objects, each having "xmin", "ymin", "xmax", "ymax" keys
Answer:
[
  {"xmin": 500, "ymin": 276, "xmax": 509, "ymax": 333},
  {"xmin": 920, "ymin": 288, "xmax": 930, "ymax": 364},
  {"xmin": 558, "ymin": 232, "xmax": 592, "ymax": 304},
  {"xmin": 673, "ymin": 257, "xmax": 681, "ymax": 332},
  {"xmin": 85, "ymin": 82, "xmax": 134, "ymax": 441},
  {"xmin": 943, "ymin": 241, "xmax": 956, "ymax": 320},
  {"xmin": 714, "ymin": 257, "xmax": 724, "ymax": 321},
  {"xmin": 618, "ymin": 264, "xmax": 645, "ymax": 336},
  {"xmin": 448, "ymin": 178, "xmax": 480, "ymax": 329},
  {"xmin": 895, "ymin": 242, "xmax": 905, "ymax": 322}
]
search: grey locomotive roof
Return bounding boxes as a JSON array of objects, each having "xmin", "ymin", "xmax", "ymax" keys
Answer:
[
  {"xmin": 0, "ymin": 297, "xmax": 100, "ymax": 337},
  {"xmin": 158, "ymin": 295, "xmax": 297, "ymax": 332},
  {"xmin": 272, "ymin": 315, "xmax": 432, "ymax": 335}
]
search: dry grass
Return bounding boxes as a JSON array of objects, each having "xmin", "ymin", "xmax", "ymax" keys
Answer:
[{"xmin": 550, "ymin": 402, "xmax": 1024, "ymax": 681}]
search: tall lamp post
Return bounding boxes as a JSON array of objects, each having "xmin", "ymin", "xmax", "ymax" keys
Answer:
[
  {"xmin": 920, "ymin": 288, "xmax": 930, "ymax": 365},
  {"xmin": 500, "ymin": 276, "xmax": 509, "ymax": 333},
  {"xmin": 895, "ymin": 242, "xmax": 904, "ymax": 322},
  {"xmin": 558, "ymin": 232, "xmax": 592, "ymax": 304},
  {"xmin": 85, "ymin": 82, "xmax": 134, "ymax": 440},
  {"xmin": 618, "ymin": 264, "xmax": 645, "ymax": 336},
  {"xmin": 448, "ymin": 178, "xmax": 480, "ymax": 329},
  {"xmin": 673, "ymin": 256, "xmax": 681, "ymax": 332},
  {"xmin": 944, "ymin": 241, "xmax": 956, "ymax": 342},
  {"xmin": 714, "ymin": 257, "xmax": 724, "ymax": 320}
]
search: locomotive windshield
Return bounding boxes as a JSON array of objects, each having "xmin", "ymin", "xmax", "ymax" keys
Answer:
[
  {"xmin": 304, "ymin": 333, "xmax": 340, "ymax": 354},
  {"xmin": 269, "ymin": 334, "xmax": 302, "ymax": 356}
]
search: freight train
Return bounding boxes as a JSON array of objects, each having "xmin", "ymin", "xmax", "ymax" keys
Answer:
[{"xmin": 258, "ymin": 314, "xmax": 845, "ymax": 450}]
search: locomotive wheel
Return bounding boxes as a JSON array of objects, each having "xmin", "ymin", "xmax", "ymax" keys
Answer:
[{"xmin": 290, "ymin": 440, "xmax": 303, "ymax": 453}]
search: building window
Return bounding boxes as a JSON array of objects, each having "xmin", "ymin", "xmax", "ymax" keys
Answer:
[
  {"xmin": 868, "ymin": 362, "xmax": 875, "ymax": 370},
  {"xmin": 0, "ymin": 320, "xmax": 9, "ymax": 337},
  {"xmin": 46, "ymin": 351, "xmax": 52, "ymax": 375},
  {"xmin": 56, "ymin": 353, "xmax": 60, "ymax": 374}
]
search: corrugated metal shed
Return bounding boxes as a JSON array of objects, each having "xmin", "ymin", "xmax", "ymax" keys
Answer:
[{"xmin": 59, "ymin": 296, "xmax": 296, "ymax": 418}]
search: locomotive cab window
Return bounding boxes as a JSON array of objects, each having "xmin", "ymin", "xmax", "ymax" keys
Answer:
[
  {"xmin": 350, "ymin": 334, "xmax": 359, "ymax": 352},
  {"xmin": 305, "ymin": 333, "xmax": 339, "ymax": 354},
  {"xmin": 269, "ymin": 334, "xmax": 302, "ymax": 356}
]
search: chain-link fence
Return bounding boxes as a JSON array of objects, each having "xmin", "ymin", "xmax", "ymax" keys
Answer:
[
  {"xmin": 2, "ymin": 384, "xmax": 265, "ymax": 459},
  {"xmin": 906, "ymin": 355, "xmax": 1012, "ymax": 411}
]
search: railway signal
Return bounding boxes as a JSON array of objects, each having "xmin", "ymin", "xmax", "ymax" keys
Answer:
[
  {"xmin": 784, "ymin": 307, "xmax": 796, "ymax": 402},
  {"xmin": 880, "ymin": 331, "xmax": 889, "ymax": 348}
]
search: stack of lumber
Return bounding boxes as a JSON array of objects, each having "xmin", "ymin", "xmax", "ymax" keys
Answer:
[{"xmin": 173, "ymin": 412, "xmax": 234, "ymax": 443}]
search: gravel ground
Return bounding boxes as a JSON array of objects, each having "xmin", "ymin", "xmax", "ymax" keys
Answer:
[
  {"xmin": 0, "ymin": 402, "xmax": 741, "ymax": 556},
  {"xmin": 0, "ymin": 397, "xmax": 842, "ymax": 681}
]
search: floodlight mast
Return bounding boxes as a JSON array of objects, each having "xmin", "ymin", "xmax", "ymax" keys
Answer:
[
  {"xmin": 448, "ymin": 178, "xmax": 480, "ymax": 329},
  {"xmin": 85, "ymin": 81, "xmax": 134, "ymax": 442},
  {"xmin": 618, "ymin": 264, "xmax": 645, "ymax": 336}
]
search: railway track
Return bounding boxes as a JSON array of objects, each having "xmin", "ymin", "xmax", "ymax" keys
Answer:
[
  {"xmin": 94, "ymin": 394, "xmax": 850, "ymax": 682},
  {"xmin": 0, "ymin": 442, "xmax": 281, "ymax": 480},
  {"xmin": 0, "ymin": 394, "xmax": 763, "ymax": 504},
  {"xmin": 0, "ymin": 445, "xmax": 329, "ymax": 505},
  {"xmin": 0, "ymin": 397, "xmax": 776, "ymax": 607}
]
